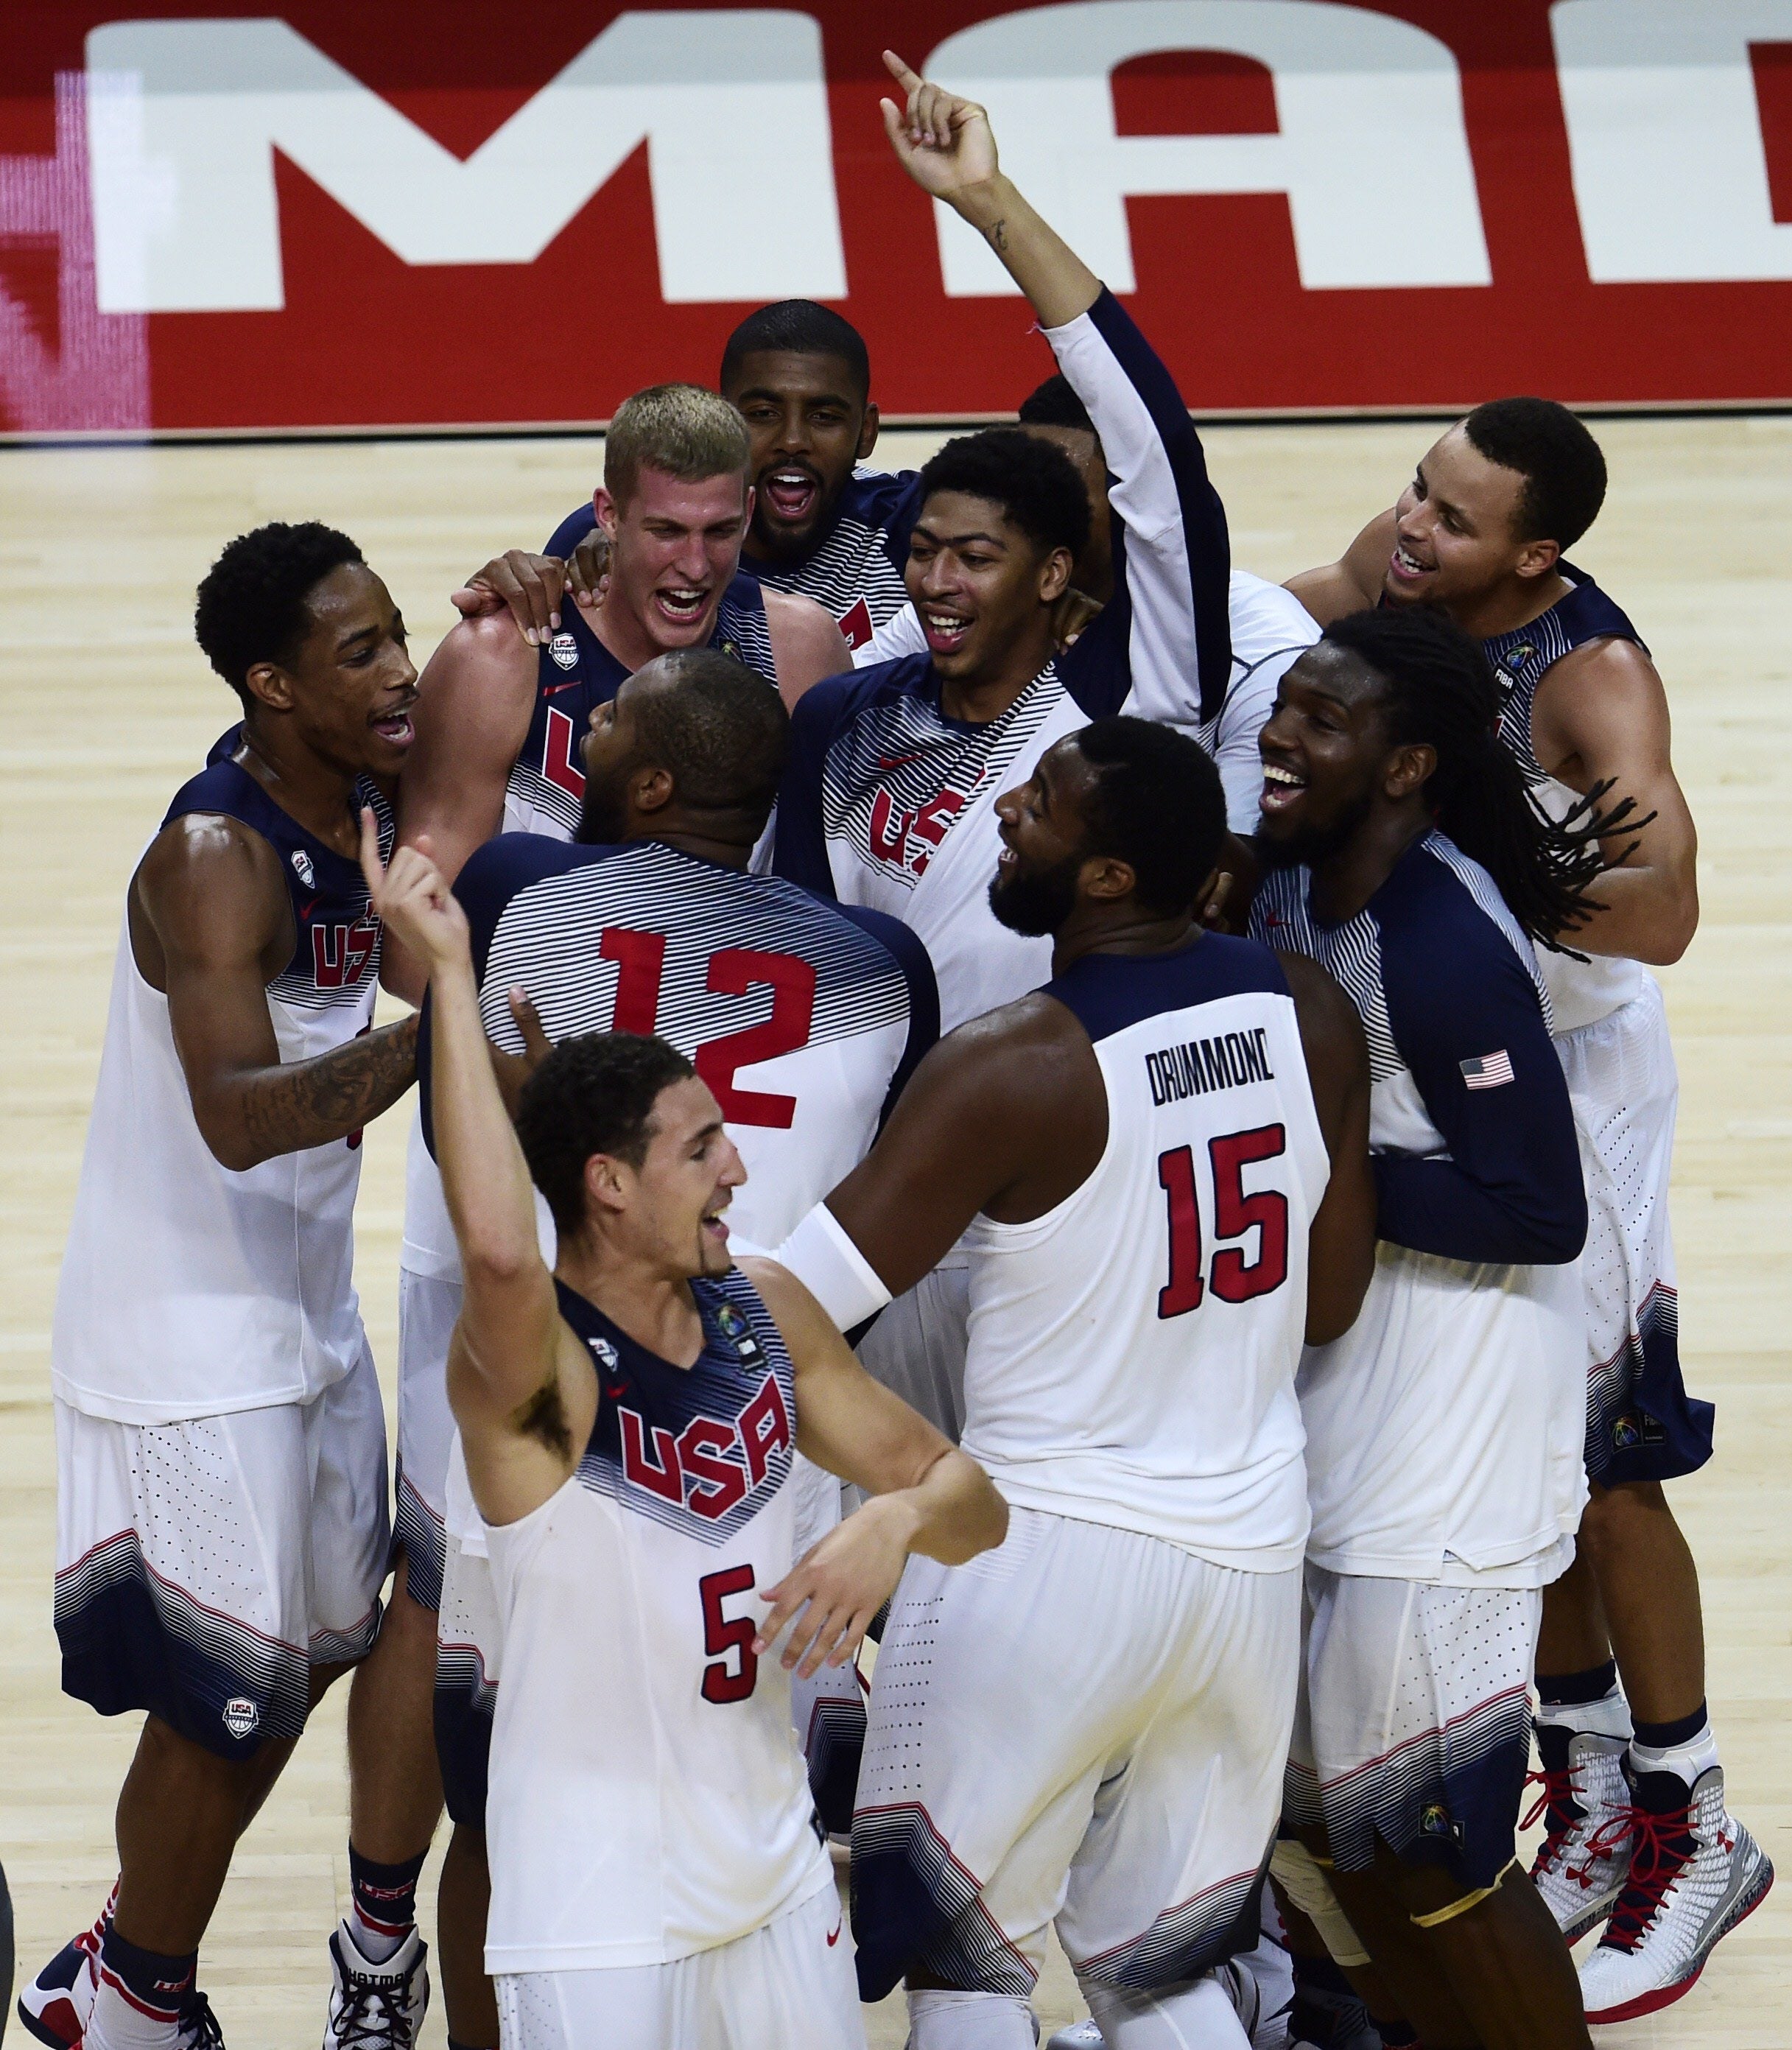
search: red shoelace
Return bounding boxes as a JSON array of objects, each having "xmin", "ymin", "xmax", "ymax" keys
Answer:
[{"xmin": 1587, "ymin": 1799, "xmax": 1697, "ymax": 1950}]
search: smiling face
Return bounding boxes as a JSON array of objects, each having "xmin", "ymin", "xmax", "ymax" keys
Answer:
[
  {"xmin": 591, "ymin": 1075, "xmax": 745, "ymax": 1280},
  {"xmin": 597, "ymin": 466, "xmax": 751, "ymax": 653},
  {"xmin": 247, "ymin": 562, "xmax": 418, "ymax": 778},
  {"xmin": 905, "ymin": 490, "xmax": 1072, "ymax": 685},
  {"xmin": 989, "ymin": 736, "xmax": 1103, "ymax": 936},
  {"xmin": 1382, "ymin": 423, "xmax": 1557, "ymax": 612},
  {"xmin": 725, "ymin": 348, "xmax": 876, "ymax": 565},
  {"xmin": 1255, "ymin": 642, "xmax": 1413, "ymax": 868}
]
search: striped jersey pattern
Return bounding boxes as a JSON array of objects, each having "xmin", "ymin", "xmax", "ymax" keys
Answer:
[
  {"xmin": 471, "ymin": 841, "xmax": 913, "ymax": 1058},
  {"xmin": 820, "ymin": 661, "xmax": 1064, "ymax": 896},
  {"xmin": 267, "ymin": 779, "xmax": 393, "ymax": 1014},
  {"xmin": 1483, "ymin": 566, "xmax": 1645, "ymax": 782}
]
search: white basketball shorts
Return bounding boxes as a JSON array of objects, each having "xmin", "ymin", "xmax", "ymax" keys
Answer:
[
  {"xmin": 852, "ymin": 1505, "xmax": 1299, "ymax": 2004},
  {"xmin": 493, "ymin": 1879, "xmax": 862, "ymax": 2050},
  {"xmin": 1285, "ymin": 1566, "xmax": 1539, "ymax": 1893},
  {"xmin": 1557, "ymin": 975, "xmax": 1712, "ymax": 1483},
  {"xmin": 396, "ymin": 1267, "xmax": 461, "ymax": 1610},
  {"xmin": 54, "ymin": 1345, "xmax": 388, "ymax": 1759}
]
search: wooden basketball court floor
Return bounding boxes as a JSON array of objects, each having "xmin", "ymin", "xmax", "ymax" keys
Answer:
[{"xmin": 0, "ymin": 414, "xmax": 1787, "ymax": 2046}]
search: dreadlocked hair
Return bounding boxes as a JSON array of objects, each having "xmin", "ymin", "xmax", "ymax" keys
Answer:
[{"xmin": 1322, "ymin": 608, "xmax": 1652, "ymax": 950}]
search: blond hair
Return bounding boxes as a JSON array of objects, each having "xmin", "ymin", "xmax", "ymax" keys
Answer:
[{"xmin": 604, "ymin": 383, "xmax": 751, "ymax": 506}]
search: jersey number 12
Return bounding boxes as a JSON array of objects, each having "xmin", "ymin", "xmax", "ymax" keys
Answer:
[{"xmin": 1156, "ymin": 1124, "xmax": 1289, "ymax": 1319}]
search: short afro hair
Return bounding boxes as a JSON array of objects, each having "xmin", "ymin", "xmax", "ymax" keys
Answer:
[
  {"xmin": 918, "ymin": 427, "xmax": 1090, "ymax": 562},
  {"xmin": 1072, "ymin": 716, "xmax": 1228, "ymax": 917},
  {"xmin": 625, "ymin": 647, "xmax": 789, "ymax": 827},
  {"xmin": 720, "ymin": 301, "xmax": 871, "ymax": 401},
  {"xmin": 1461, "ymin": 397, "xmax": 1607, "ymax": 551},
  {"xmin": 1017, "ymin": 373, "xmax": 1094, "ymax": 435},
  {"xmin": 514, "ymin": 1031, "xmax": 697, "ymax": 1237},
  {"xmin": 194, "ymin": 521, "xmax": 365, "ymax": 701}
]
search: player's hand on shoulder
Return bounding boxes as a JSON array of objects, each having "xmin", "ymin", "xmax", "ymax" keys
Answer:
[
  {"xmin": 879, "ymin": 49, "xmax": 999, "ymax": 198},
  {"xmin": 450, "ymin": 550, "xmax": 572, "ymax": 645},
  {"xmin": 564, "ymin": 528, "xmax": 610, "ymax": 614},
  {"xmin": 359, "ymin": 806, "xmax": 468, "ymax": 972},
  {"xmin": 754, "ymin": 1493, "xmax": 920, "ymax": 1681}
]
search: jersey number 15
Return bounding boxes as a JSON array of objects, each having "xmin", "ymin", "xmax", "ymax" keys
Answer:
[{"xmin": 1156, "ymin": 1124, "xmax": 1289, "ymax": 1319}]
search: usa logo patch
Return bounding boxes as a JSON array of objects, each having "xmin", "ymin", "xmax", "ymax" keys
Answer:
[
  {"xmin": 549, "ymin": 632, "xmax": 578, "ymax": 671},
  {"xmin": 290, "ymin": 849, "xmax": 315, "ymax": 888},
  {"xmin": 222, "ymin": 1695, "xmax": 260, "ymax": 1738}
]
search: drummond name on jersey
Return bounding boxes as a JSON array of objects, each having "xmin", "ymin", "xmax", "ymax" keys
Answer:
[{"xmin": 1145, "ymin": 1025, "xmax": 1276, "ymax": 1106}]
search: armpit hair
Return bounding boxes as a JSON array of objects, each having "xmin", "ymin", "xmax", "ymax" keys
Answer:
[{"xmin": 510, "ymin": 1375, "xmax": 572, "ymax": 1462}]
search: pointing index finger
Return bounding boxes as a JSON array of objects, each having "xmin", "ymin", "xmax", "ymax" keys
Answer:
[
  {"xmin": 358, "ymin": 805, "xmax": 384, "ymax": 899},
  {"xmin": 882, "ymin": 49, "xmax": 924, "ymax": 94}
]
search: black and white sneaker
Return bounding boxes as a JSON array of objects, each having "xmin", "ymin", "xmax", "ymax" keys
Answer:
[{"xmin": 322, "ymin": 1923, "xmax": 429, "ymax": 2049}]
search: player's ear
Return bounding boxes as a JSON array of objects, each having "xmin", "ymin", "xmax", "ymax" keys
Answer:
[
  {"xmin": 242, "ymin": 660, "xmax": 294, "ymax": 715},
  {"xmin": 583, "ymin": 1150, "xmax": 630, "ymax": 1218},
  {"xmin": 1082, "ymin": 852, "xmax": 1136, "ymax": 903},
  {"xmin": 1385, "ymin": 742, "xmax": 1436, "ymax": 801},
  {"xmin": 1514, "ymin": 536, "xmax": 1560, "ymax": 583},
  {"xmin": 630, "ymin": 763, "xmax": 675, "ymax": 818},
  {"xmin": 856, "ymin": 401, "xmax": 880, "ymax": 463},
  {"xmin": 594, "ymin": 487, "xmax": 622, "ymax": 540},
  {"xmin": 1039, "ymin": 545, "xmax": 1075, "ymax": 606}
]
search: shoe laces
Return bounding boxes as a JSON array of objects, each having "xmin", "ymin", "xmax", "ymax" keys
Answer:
[
  {"xmin": 331, "ymin": 1965, "xmax": 419, "ymax": 2050},
  {"xmin": 179, "ymin": 1993, "xmax": 225, "ymax": 2050},
  {"xmin": 1592, "ymin": 1798, "xmax": 1697, "ymax": 1951},
  {"xmin": 1522, "ymin": 1765, "xmax": 1582, "ymax": 1871}
]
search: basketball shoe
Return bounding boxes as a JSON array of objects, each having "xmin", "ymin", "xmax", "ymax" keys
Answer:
[
  {"xmin": 1575, "ymin": 1763, "xmax": 1773, "ymax": 2021},
  {"xmin": 322, "ymin": 1923, "xmax": 428, "ymax": 2049},
  {"xmin": 16, "ymin": 1884, "xmax": 111, "ymax": 2048},
  {"xmin": 1525, "ymin": 1724, "xmax": 1634, "ymax": 1940}
]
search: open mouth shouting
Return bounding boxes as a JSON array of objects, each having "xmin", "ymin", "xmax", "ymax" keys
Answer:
[
  {"xmin": 700, "ymin": 1199, "xmax": 731, "ymax": 1254},
  {"xmin": 370, "ymin": 692, "xmax": 418, "ymax": 751},
  {"xmin": 652, "ymin": 583, "xmax": 712, "ymax": 633},
  {"xmin": 760, "ymin": 466, "xmax": 822, "ymax": 525},
  {"xmin": 1259, "ymin": 759, "xmax": 1307, "ymax": 815}
]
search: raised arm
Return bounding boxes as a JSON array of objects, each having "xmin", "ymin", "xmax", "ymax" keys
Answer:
[
  {"xmin": 1531, "ymin": 636, "xmax": 1698, "ymax": 964},
  {"xmin": 359, "ymin": 813, "xmax": 580, "ymax": 1523},
  {"xmin": 136, "ymin": 816, "xmax": 416, "ymax": 1173},
  {"xmin": 1285, "ymin": 509, "xmax": 1396, "ymax": 626},
  {"xmin": 384, "ymin": 609, "xmax": 540, "ymax": 1001},
  {"xmin": 741, "ymin": 1255, "xmax": 1007, "ymax": 1677},
  {"xmin": 1278, "ymin": 952, "xmax": 1376, "ymax": 1343},
  {"xmin": 882, "ymin": 50, "xmax": 1231, "ymax": 726}
]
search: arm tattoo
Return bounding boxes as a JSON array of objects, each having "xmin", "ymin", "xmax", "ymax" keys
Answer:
[
  {"xmin": 986, "ymin": 217, "xmax": 1008, "ymax": 252},
  {"xmin": 238, "ymin": 1012, "xmax": 419, "ymax": 1158}
]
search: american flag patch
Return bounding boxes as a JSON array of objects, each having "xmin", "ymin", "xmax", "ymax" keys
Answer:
[{"xmin": 1461, "ymin": 1051, "xmax": 1515, "ymax": 1089}]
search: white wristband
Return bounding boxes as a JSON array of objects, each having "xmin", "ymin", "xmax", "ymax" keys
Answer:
[{"xmin": 774, "ymin": 1203, "xmax": 893, "ymax": 1333}]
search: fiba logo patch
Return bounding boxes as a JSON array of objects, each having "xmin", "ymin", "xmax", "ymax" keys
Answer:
[
  {"xmin": 290, "ymin": 849, "xmax": 315, "ymax": 888},
  {"xmin": 1419, "ymin": 1801, "xmax": 1465, "ymax": 1848},
  {"xmin": 588, "ymin": 1336, "xmax": 619, "ymax": 1371},
  {"xmin": 715, "ymin": 1302, "xmax": 745, "ymax": 1337},
  {"xmin": 1612, "ymin": 1411, "xmax": 1666, "ymax": 1450},
  {"xmin": 222, "ymin": 1695, "xmax": 261, "ymax": 1739},
  {"xmin": 549, "ymin": 632, "xmax": 578, "ymax": 671}
]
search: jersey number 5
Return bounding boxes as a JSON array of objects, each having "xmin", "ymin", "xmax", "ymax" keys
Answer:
[
  {"xmin": 601, "ymin": 930, "xmax": 816, "ymax": 1128},
  {"xmin": 699, "ymin": 1565, "xmax": 759, "ymax": 1705},
  {"xmin": 1157, "ymin": 1124, "xmax": 1290, "ymax": 1319}
]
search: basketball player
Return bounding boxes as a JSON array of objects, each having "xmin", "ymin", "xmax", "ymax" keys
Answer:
[
  {"xmin": 1245, "ymin": 605, "xmax": 1623, "ymax": 2049},
  {"xmin": 23, "ymin": 525, "xmax": 426, "ymax": 2050},
  {"xmin": 769, "ymin": 715, "xmax": 1374, "ymax": 2049},
  {"xmin": 464, "ymin": 301, "xmax": 918, "ymax": 655},
  {"xmin": 418, "ymin": 648, "xmax": 939, "ymax": 2047},
  {"xmin": 359, "ymin": 821, "xmax": 1005, "ymax": 2050},
  {"xmin": 1287, "ymin": 407, "xmax": 1768, "ymax": 2018}
]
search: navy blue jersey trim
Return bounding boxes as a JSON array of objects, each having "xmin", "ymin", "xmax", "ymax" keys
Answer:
[{"xmin": 1043, "ymin": 933, "xmax": 1287, "ymax": 1045}]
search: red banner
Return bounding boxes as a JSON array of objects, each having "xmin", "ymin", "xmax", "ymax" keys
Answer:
[{"xmin": 3, "ymin": 1, "xmax": 1791, "ymax": 434}]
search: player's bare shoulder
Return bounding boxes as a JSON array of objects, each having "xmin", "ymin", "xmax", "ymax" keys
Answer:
[
  {"xmin": 1286, "ymin": 508, "xmax": 1397, "ymax": 625},
  {"xmin": 1528, "ymin": 630, "xmax": 1673, "ymax": 779},
  {"xmin": 130, "ymin": 805, "xmax": 293, "ymax": 988}
]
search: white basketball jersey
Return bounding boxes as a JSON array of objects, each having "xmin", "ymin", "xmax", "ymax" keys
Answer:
[
  {"xmin": 53, "ymin": 755, "xmax": 390, "ymax": 1425},
  {"xmin": 482, "ymin": 1266, "xmax": 832, "ymax": 1972},
  {"xmin": 959, "ymin": 938, "xmax": 1328, "ymax": 1571}
]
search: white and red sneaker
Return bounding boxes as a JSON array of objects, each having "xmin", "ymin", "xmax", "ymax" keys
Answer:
[
  {"xmin": 322, "ymin": 1922, "xmax": 429, "ymax": 2050},
  {"xmin": 1577, "ymin": 1764, "xmax": 1774, "ymax": 2022},
  {"xmin": 15, "ymin": 1884, "xmax": 113, "ymax": 2049},
  {"xmin": 1525, "ymin": 1725, "xmax": 1634, "ymax": 1941}
]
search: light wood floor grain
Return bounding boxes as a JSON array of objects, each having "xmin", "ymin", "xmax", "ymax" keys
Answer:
[{"xmin": 1, "ymin": 417, "xmax": 1786, "ymax": 2046}]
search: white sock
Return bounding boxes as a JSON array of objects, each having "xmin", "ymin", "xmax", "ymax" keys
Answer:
[
  {"xmin": 85, "ymin": 1973, "xmax": 181, "ymax": 2050},
  {"xmin": 1630, "ymin": 1719, "xmax": 1721, "ymax": 1791},
  {"xmin": 907, "ymin": 1987, "xmax": 1039, "ymax": 2048},
  {"xmin": 1535, "ymin": 1685, "xmax": 1632, "ymax": 1743},
  {"xmin": 345, "ymin": 1906, "xmax": 407, "ymax": 1965},
  {"xmin": 1083, "ymin": 1976, "xmax": 1252, "ymax": 2050}
]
